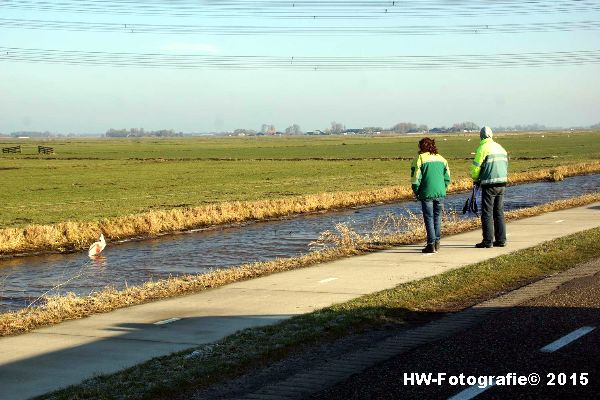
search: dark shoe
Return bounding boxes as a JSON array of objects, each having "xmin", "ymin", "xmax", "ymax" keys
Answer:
[
  {"xmin": 434, "ymin": 241, "xmax": 440, "ymax": 251},
  {"xmin": 422, "ymin": 243, "xmax": 436, "ymax": 253},
  {"xmin": 475, "ymin": 242, "xmax": 493, "ymax": 248},
  {"xmin": 493, "ymin": 241, "xmax": 506, "ymax": 247}
]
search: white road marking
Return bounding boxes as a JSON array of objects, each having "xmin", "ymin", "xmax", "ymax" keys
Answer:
[
  {"xmin": 447, "ymin": 382, "xmax": 495, "ymax": 400},
  {"xmin": 554, "ymin": 219, "xmax": 565, "ymax": 223},
  {"xmin": 540, "ymin": 326, "xmax": 596, "ymax": 353},
  {"xmin": 448, "ymin": 327, "xmax": 596, "ymax": 399},
  {"xmin": 154, "ymin": 317, "xmax": 182, "ymax": 325},
  {"xmin": 318, "ymin": 277, "xmax": 338, "ymax": 284}
]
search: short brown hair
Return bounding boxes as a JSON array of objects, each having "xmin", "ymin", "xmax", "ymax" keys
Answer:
[{"xmin": 418, "ymin": 137, "xmax": 438, "ymax": 154}]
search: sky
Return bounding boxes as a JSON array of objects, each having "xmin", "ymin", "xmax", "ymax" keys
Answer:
[{"xmin": 1, "ymin": 0, "xmax": 599, "ymax": 134}]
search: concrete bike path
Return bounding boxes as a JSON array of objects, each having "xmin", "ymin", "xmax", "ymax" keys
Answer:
[{"xmin": 1, "ymin": 202, "xmax": 599, "ymax": 400}]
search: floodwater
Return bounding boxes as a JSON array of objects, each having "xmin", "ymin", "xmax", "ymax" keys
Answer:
[{"xmin": 1, "ymin": 174, "xmax": 599, "ymax": 311}]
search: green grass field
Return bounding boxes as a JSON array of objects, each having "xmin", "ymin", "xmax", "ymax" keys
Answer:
[{"xmin": 0, "ymin": 131, "xmax": 598, "ymax": 227}]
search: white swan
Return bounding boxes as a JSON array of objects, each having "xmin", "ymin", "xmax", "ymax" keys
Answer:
[{"xmin": 88, "ymin": 234, "xmax": 106, "ymax": 258}]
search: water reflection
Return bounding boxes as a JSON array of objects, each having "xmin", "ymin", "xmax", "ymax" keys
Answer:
[{"xmin": 90, "ymin": 256, "xmax": 107, "ymax": 269}]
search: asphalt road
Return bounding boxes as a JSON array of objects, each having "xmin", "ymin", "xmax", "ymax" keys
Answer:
[{"xmin": 312, "ymin": 271, "xmax": 600, "ymax": 400}]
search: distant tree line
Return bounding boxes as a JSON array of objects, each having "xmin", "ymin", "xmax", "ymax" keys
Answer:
[
  {"xmin": 232, "ymin": 128, "xmax": 257, "ymax": 136},
  {"xmin": 492, "ymin": 124, "xmax": 547, "ymax": 132},
  {"xmin": 391, "ymin": 122, "xmax": 429, "ymax": 133},
  {"xmin": 5, "ymin": 121, "xmax": 597, "ymax": 139},
  {"xmin": 591, "ymin": 122, "xmax": 600, "ymax": 129},
  {"xmin": 105, "ymin": 128, "xmax": 183, "ymax": 137},
  {"xmin": 229, "ymin": 121, "xmax": 481, "ymax": 136},
  {"xmin": 285, "ymin": 124, "xmax": 302, "ymax": 135},
  {"xmin": 428, "ymin": 122, "xmax": 480, "ymax": 133},
  {"xmin": 9, "ymin": 131, "xmax": 53, "ymax": 137}
]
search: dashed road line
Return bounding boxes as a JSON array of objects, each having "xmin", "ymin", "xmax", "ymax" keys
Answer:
[
  {"xmin": 153, "ymin": 317, "xmax": 182, "ymax": 326},
  {"xmin": 540, "ymin": 326, "xmax": 596, "ymax": 353},
  {"xmin": 318, "ymin": 277, "xmax": 338, "ymax": 284},
  {"xmin": 447, "ymin": 326, "xmax": 596, "ymax": 399},
  {"xmin": 447, "ymin": 382, "xmax": 496, "ymax": 400},
  {"xmin": 238, "ymin": 259, "xmax": 600, "ymax": 400}
]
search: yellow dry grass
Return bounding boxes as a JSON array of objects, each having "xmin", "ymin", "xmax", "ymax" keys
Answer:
[
  {"xmin": 1, "ymin": 191, "xmax": 599, "ymax": 337},
  {"xmin": 1, "ymin": 161, "xmax": 599, "ymax": 257}
]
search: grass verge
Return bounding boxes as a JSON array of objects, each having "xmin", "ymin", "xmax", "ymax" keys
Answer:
[
  {"xmin": 1, "ymin": 161, "xmax": 600, "ymax": 256},
  {"xmin": 2, "ymin": 192, "xmax": 599, "ymax": 338},
  {"xmin": 37, "ymin": 226, "xmax": 600, "ymax": 400}
]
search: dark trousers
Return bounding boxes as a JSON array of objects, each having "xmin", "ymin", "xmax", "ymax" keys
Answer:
[
  {"xmin": 480, "ymin": 185, "xmax": 506, "ymax": 245},
  {"xmin": 420, "ymin": 198, "xmax": 443, "ymax": 245}
]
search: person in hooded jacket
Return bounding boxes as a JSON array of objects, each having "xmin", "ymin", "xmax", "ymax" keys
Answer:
[
  {"xmin": 471, "ymin": 126, "xmax": 508, "ymax": 248},
  {"xmin": 411, "ymin": 137, "xmax": 451, "ymax": 253}
]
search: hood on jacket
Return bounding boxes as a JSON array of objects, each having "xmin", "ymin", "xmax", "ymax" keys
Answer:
[{"xmin": 480, "ymin": 126, "xmax": 493, "ymax": 140}]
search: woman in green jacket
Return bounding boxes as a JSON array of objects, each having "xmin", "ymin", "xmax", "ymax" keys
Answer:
[{"xmin": 411, "ymin": 138, "xmax": 451, "ymax": 253}]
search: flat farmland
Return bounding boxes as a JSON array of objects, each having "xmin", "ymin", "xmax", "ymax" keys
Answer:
[
  {"xmin": 1, "ymin": 132, "xmax": 598, "ymax": 160},
  {"xmin": 0, "ymin": 132, "xmax": 598, "ymax": 227}
]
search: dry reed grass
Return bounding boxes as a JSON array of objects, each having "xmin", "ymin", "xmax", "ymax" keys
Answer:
[
  {"xmin": 1, "ymin": 161, "xmax": 599, "ymax": 257},
  {"xmin": 1, "ymin": 191, "xmax": 599, "ymax": 337}
]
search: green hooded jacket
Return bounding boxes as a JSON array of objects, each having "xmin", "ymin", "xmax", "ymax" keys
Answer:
[{"xmin": 411, "ymin": 152, "xmax": 451, "ymax": 200}]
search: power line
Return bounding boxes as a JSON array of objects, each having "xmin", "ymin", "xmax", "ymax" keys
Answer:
[
  {"xmin": 2, "ymin": 0, "xmax": 600, "ymax": 18},
  {"xmin": 1, "ymin": 18, "xmax": 599, "ymax": 36},
  {"xmin": 1, "ymin": 46, "xmax": 599, "ymax": 70}
]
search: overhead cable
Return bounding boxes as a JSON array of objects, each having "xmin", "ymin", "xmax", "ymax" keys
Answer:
[
  {"xmin": 1, "ymin": 46, "xmax": 599, "ymax": 70},
  {"xmin": 1, "ymin": 18, "xmax": 599, "ymax": 36},
  {"xmin": 2, "ymin": 0, "xmax": 600, "ymax": 18}
]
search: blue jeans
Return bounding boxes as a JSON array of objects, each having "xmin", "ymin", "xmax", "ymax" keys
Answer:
[
  {"xmin": 420, "ymin": 198, "xmax": 443, "ymax": 245},
  {"xmin": 481, "ymin": 185, "xmax": 506, "ymax": 245}
]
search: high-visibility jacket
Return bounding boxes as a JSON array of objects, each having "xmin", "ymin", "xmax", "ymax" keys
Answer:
[
  {"xmin": 411, "ymin": 152, "xmax": 451, "ymax": 200},
  {"xmin": 471, "ymin": 138, "xmax": 508, "ymax": 185}
]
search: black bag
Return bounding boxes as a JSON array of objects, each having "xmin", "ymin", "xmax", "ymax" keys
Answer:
[
  {"xmin": 462, "ymin": 185, "xmax": 480, "ymax": 216},
  {"xmin": 462, "ymin": 197, "xmax": 470, "ymax": 214}
]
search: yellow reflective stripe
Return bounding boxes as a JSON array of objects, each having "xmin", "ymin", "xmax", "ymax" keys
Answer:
[
  {"xmin": 487, "ymin": 156, "xmax": 508, "ymax": 162},
  {"xmin": 481, "ymin": 176, "xmax": 508, "ymax": 184},
  {"xmin": 420, "ymin": 153, "xmax": 447, "ymax": 164}
]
